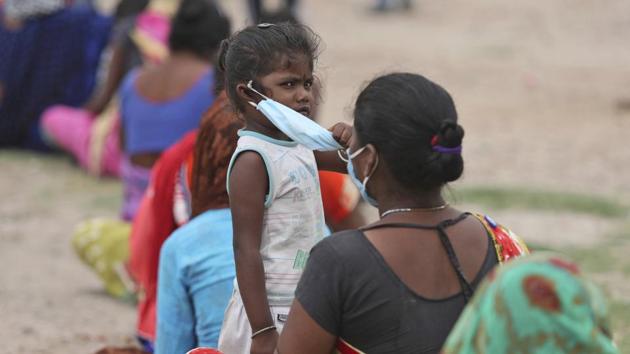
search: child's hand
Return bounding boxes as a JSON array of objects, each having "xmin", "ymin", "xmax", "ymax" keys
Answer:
[{"xmin": 329, "ymin": 122, "xmax": 353, "ymax": 148}]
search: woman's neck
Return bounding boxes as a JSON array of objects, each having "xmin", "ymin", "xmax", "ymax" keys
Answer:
[{"xmin": 376, "ymin": 187, "xmax": 447, "ymax": 217}]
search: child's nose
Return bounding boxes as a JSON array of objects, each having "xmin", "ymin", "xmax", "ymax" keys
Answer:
[{"xmin": 295, "ymin": 86, "xmax": 312, "ymax": 103}]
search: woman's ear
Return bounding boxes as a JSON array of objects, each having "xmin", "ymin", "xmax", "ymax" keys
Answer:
[{"xmin": 357, "ymin": 144, "xmax": 379, "ymax": 181}]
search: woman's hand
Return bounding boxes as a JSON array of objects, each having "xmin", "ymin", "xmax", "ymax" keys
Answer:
[
  {"xmin": 250, "ymin": 329, "xmax": 279, "ymax": 354},
  {"xmin": 329, "ymin": 122, "xmax": 353, "ymax": 149}
]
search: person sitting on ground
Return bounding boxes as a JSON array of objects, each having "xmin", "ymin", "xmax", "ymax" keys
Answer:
[
  {"xmin": 116, "ymin": 0, "xmax": 229, "ymax": 221},
  {"xmin": 442, "ymin": 252, "xmax": 619, "ymax": 354},
  {"xmin": 154, "ymin": 92, "xmax": 241, "ymax": 354},
  {"xmin": 278, "ymin": 73, "xmax": 529, "ymax": 354},
  {"xmin": 0, "ymin": 0, "xmax": 111, "ymax": 149},
  {"xmin": 71, "ymin": 0, "xmax": 229, "ymax": 304},
  {"xmin": 40, "ymin": 0, "xmax": 175, "ymax": 177}
]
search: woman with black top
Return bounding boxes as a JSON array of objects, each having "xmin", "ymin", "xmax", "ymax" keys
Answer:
[{"xmin": 277, "ymin": 73, "xmax": 528, "ymax": 354}]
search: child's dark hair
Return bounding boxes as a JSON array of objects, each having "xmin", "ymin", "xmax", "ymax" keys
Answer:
[
  {"xmin": 169, "ymin": 0, "xmax": 231, "ymax": 60},
  {"xmin": 217, "ymin": 22, "xmax": 320, "ymax": 111},
  {"xmin": 354, "ymin": 73, "xmax": 465, "ymax": 191}
]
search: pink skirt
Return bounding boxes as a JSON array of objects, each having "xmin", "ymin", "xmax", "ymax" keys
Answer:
[{"xmin": 40, "ymin": 105, "xmax": 121, "ymax": 176}]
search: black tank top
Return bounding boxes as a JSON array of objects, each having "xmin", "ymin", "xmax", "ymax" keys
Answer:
[{"xmin": 295, "ymin": 213, "xmax": 498, "ymax": 354}]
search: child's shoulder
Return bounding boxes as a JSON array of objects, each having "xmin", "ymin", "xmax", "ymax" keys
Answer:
[{"xmin": 237, "ymin": 130, "xmax": 299, "ymax": 149}]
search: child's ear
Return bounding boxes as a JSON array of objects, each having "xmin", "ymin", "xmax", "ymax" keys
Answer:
[{"xmin": 236, "ymin": 83, "xmax": 260, "ymax": 105}]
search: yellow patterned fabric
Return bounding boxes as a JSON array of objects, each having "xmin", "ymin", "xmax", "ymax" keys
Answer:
[{"xmin": 72, "ymin": 219, "xmax": 135, "ymax": 300}]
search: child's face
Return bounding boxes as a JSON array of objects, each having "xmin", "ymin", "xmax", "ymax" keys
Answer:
[{"xmin": 256, "ymin": 54, "xmax": 316, "ymax": 118}]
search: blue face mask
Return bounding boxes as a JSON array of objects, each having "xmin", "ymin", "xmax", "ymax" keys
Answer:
[
  {"xmin": 343, "ymin": 146, "xmax": 379, "ymax": 207},
  {"xmin": 246, "ymin": 81, "xmax": 342, "ymax": 151}
]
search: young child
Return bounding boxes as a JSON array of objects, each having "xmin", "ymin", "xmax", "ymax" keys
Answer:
[{"xmin": 216, "ymin": 23, "xmax": 350, "ymax": 354}]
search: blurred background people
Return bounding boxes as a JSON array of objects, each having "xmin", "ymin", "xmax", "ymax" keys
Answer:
[
  {"xmin": 372, "ymin": 0, "xmax": 413, "ymax": 12},
  {"xmin": 39, "ymin": 0, "xmax": 178, "ymax": 177},
  {"xmin": 247, "ymin": 0, "xmax": 298, "ymax": 23},
  {"xmin": 114, "ymin": 0, "xmax": 228, "ymax": 221},
  {"xmin": 0, "ymin": 0, "xmax": 111, "ymax": 149},
  {"xmin": 71, "ymin": 0, "xmax": 229, "ymax": 307}
]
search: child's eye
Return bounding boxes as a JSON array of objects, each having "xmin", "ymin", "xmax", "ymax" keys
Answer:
[
  {"xmin": 282, "ymin": 81, "xmax": 295, "ymax": 88},
  {"xmin": 304, "ymin": 80, "xmax": 313, "ymax": 89}
]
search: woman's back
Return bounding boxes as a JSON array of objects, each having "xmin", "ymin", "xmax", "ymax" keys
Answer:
[
  {"xmin": 295, "ymin": 212, "xmax": 499, "ymax": 353},
  {"xmin": 120, "ymin": 60, "xmax": 214, "ymax": 161},
  {"xmin": 365, "ymin": 210, "xmax": 490, "ymax": 298},
  {"xmin": 134, "ymin": 56, "xmax": 211, "ymax": 103},
  {"xmin": 118, "ymin": 0, "xmax": 230, "ymax": 167}
]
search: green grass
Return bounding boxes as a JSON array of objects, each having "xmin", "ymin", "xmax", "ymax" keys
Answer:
[
  {"xmin": 450, "ymin": 186, "xmax": 628, "ymax": 218},
  {"xmin": 610, "ymin": 301, "xmax": 630, "ymax": 350}
]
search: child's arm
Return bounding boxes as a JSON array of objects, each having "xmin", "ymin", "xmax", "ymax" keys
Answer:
[
  {"xmin": 229, "ymin": 151, "xmax": 278, "ymax": 354},
  {"xmin": 314, "ymin": 122, "xmax": 353, "ymax": 172}
]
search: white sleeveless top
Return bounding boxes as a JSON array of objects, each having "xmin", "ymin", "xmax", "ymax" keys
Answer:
[{"xmin": 227, "ymin": 130, "xmax": 327, "ymax": 306}]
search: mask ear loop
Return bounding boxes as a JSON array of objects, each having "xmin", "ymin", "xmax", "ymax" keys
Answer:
[
  {"xmin": 246, "ymin": 80, "xmax": 270, "ymax": 108},
  {"xmin": 362, "ymin": 153, "xmax": 379, "ymax": 187}
]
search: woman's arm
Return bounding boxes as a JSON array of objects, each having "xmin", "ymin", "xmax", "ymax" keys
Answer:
[
  {"xmin": 83, "ymin": 42, "xmax": 130, "ymax": 115},
  {"xmin": 229, "ymin": 151, "xmax": 277, "ymax": 354},
  {"xmin": 277, "ymin": 299, "xmax": 336, "ymax": 353}
]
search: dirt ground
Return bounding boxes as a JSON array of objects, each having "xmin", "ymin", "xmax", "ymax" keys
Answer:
[{"xmin": 2, "ymin": 0, "xmax": 630, "ymax": 353}]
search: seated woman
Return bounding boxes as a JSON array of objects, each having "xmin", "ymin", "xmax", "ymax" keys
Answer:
[
  {"xmin": 442, "ymin": 253, "xmax": 618, "ymax": 354},
  {"xmin": 70, "ymin": 0, "xmax": 229, "ymax": 304},
  {"xmin": 154, "ymin": 93, "xmax": 241, "ymax": 354},
  {"xmin": 278, "ymin": 73, "xmax": 529, "ymax": 354},
  {"xmin": 0, "ymin": 0, "xmax": 111, "ymax": 149},
  {"xmin": 128, "ymin": 91, "xmax": 236, "ymax": 352},
  {"xmin": 117, "ymin": 0, "xmax": 229, "ymax": 221},
  {"xmin": 40, "ymin": 0, "xmax": 174, "ymax": 177}
]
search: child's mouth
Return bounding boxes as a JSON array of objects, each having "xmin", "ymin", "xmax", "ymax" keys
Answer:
[{"xmin": 296, "ymin": 106, "xmax": 311, "ymax": 117}]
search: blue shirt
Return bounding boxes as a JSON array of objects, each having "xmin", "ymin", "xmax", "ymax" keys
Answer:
[
  {"xmin": 120, "ymin": 68, "xmax": 215, "ymax": 155},
  {"xmin": 156, "ymin": 208, "xmax": 235, "ymax": 354}
]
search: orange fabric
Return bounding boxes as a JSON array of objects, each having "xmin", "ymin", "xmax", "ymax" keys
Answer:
[
  {"xmin": 318, "ymin": 171, "xmax": 360, "ymax": 224},
  {"xmin": 128, "ymin": 93, "xmax": 239, "ymax": 341},
  {"xmin": 128, "ymin": 131, "xmax": 198, "ymax": 341}
]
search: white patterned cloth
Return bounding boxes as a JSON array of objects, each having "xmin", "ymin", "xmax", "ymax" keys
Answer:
[{"xmin": 4, "ymin": 0, "xmax": 64, "ymax": 20}]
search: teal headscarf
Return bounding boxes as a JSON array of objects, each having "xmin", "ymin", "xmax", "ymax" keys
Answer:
[{"xmin": 442, "ymin": 253, "xmax": 618, "ymax": 354}]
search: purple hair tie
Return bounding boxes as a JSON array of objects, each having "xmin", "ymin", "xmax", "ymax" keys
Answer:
[{"xmin": 432, "ymin": 145, "xmax": 462, "ymax": 154}]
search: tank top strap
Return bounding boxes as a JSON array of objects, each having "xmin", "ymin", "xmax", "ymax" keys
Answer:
[
  {"xmin": 360, "ymin": 212, "xmax": 474, "ymax": 302},
  {"xmin": 435, "ymin": 219, "xmax": 474, "ymax": 301}
]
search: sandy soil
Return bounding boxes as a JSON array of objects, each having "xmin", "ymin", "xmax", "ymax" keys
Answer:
[{"xmin": 2, "ymin": 0, "xmax": 629, "ymax": 353}]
